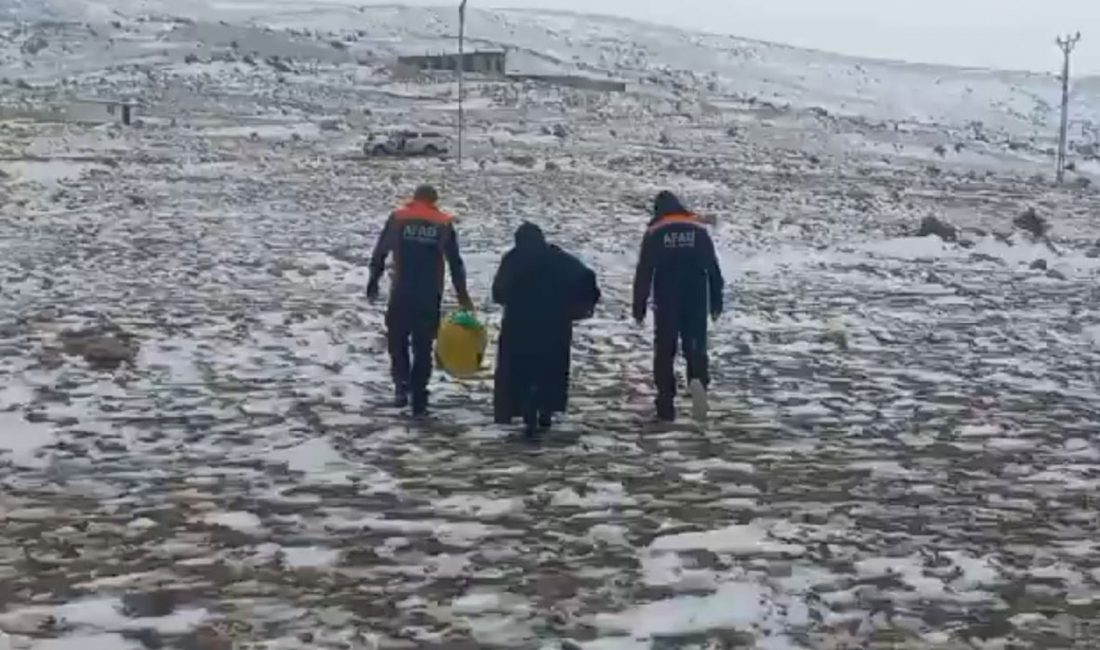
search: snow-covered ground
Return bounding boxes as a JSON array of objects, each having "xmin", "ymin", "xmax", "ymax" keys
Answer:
[{"xmin": 3, "ymin": 2, "xmax": 1100, "ymax": 649}]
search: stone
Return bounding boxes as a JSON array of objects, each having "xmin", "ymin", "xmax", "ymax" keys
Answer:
[
  {"xmin": 121, "ymin": 590, "xmax": 178, "ymax": 618},
  {"xmin": 21, "ymin": 36, "xmax": 49, "ymax": 56},
  {"xmin": 505, "ymin": 155, "xmax": 536, "ymax": 169},
  {"xmin": 1014, "ymin": 207, "xmax": 1048, "ymax": 238},
  {"xmin": 58, "ymin": 325, "xmax": 139, "ymax": 371},
  {"xmin": 917, "ymin": 216, "xmax": 958, "ymax": 242},
  {"xmin": 265, "ymin": 56, "xmax": 293, "ymax": 73}
]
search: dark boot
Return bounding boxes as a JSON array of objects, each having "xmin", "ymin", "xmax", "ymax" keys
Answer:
[
  {"xmin": 521, "ymin": 385, "xmax": 539, "ymax": 437},
  {"xmin": 411, "ymin": 390, "xmax": 429, "ymax": 417},
  {"xmin": 656, "ymin": 396, "xmax": 676, "ymax": 422},
  {"xmin": 393, "ymin": 384, "xmax": 409, "ymax": 409},
  {"xmin": 522, "ymin": 405, "xmax": 538, "ymax": 437},
  {"xmin": 538, "ymin": 411, "xmax": 553, "ymax": 431}
]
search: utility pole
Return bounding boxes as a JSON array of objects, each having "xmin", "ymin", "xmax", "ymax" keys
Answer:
[
  {"xmin": 1056, "ymin": 32, "xmax": 1081, "ymax": 184},
  {"xmin": 457, "ymin": 0, "xmax": 467, "ymax": 168}
]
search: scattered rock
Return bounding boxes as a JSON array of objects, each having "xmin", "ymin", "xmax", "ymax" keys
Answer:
[
  {"xmin": 1029, "ymin": 259, "xmax": 1048, "ymax": 271},
  {"xmin": 184, "ymin": 53, "xmax": 200, "ymax": 64},
  {"xmin": 58, "ymin": 325, "xmax": 139, "ymax": 371},
  {"xmin": 122, "ymin": 591, "xmax": 178, "ymax": 618},
  {"xmin": 819, "ymin": 328, "xmax": 848, "ymax": 351},
  {"xmin": 552, "ymin": 124, "xmax": 568, "ymax": 139},
  {"xmin": 533, "ymin": 572, "xmax": 580, "ymax": 600},
  {"xmin": 933, "ymin": 144, "xmax": 947, "ymax": 157},
  {"xmin": 544, "ymin": 161, "xmax": 560, "ymax": 172},
  {"xmin": 127, "ymin": 194, "xmax": 147, "ymax": 206},
  {"xmin": 177, "ymin": 626, "xmax": 232, "ymax": 650},
  {"xmin": 1014, "ymin": 207, "xmax": 1048, "ymax": 238},
  {"xmin": 505, "ymin": 155, "xmax": 537, "ymax": 169},
  {"xmin": 1046, "ymin": 268, "xmax": 1068, "ymax": 281},
  {"xmin": 121, "ymin": 628, "xmax": 164, "ymax": 649},
  {"xmin": 917, "ymin": 216, "xmax": 958, "ymax": 242},
  {"xmin": 329, "ymin": 40, "xmax": 348, "ymax": 50},
  {"xmin": 21, "ymin": 36, "xmax": 49, "ymax": 55},
  {"xmin": 318, "ymin": 119, "xmax": 343, "ymax": 132},
  {"xmin": 1074, "ymin": 176, "xmax": 1092, "ymax": 189},
  {"xmin": 954, "ymin": 142, "xmax": 966, "ymax": 153},
  {"xmin": 265, "ymin": 56, "xmax": 293, "ymax": 73}
]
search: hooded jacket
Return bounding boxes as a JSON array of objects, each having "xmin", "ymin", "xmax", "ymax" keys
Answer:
[{"xmin": 632, "ymin": 191, "xmax": 724, "ymax": 321}]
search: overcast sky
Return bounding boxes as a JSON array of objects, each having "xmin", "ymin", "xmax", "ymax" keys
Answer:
[{"xmin": 389, "ymin": 0, "xmax": 1100, "ymax": 74}]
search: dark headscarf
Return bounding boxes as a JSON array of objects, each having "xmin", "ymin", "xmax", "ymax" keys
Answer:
[{"xmin": 514, "ymin": 222, "xmax": 547, "ymax": 250}]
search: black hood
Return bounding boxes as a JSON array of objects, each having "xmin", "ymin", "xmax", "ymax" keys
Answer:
[
  {"xmin": 651, "ymin": 190, "xmax": 689, "ymax": 224},
  {"xmin": 514, "ymin": 222, "xmax": 547, "ymax": 250}
]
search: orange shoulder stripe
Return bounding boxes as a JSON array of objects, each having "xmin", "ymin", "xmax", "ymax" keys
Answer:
[
  {"xmin": 394, "ymin": 200, "xmax": 453, "ymax": 225},
  {"xmin": 647, "ymin": 212, "xmax": 704, "ymax": 234}
]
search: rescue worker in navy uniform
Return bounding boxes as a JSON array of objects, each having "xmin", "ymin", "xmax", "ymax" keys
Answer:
[
  {"xmin": 632, "ymin": 191, "xmax": 724, "ymax": 422},
  {"xmin": 367, "ymin": 185, "xmax": 473, "ymax": 416}
]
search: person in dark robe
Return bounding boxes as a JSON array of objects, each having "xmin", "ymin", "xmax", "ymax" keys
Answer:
[{"xmin": 493, "ymin": 223, "xmax": 600, "ymax": 436}]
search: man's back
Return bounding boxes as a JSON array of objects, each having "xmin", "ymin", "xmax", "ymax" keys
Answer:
[
  {"xmin": 633, "ymin": 200, "xmax": 723, "ymax": 320},
  {"xmin": 370, "ymin": 199, "xmax": 468, "ymax": 314},
  {"xmin": 646, "ymin": 215, "xmax": 714, "ymax": 311}
]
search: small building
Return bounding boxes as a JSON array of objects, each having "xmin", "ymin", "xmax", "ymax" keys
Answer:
[
  {"xmin": 397, "ymin": 50, "xmax": 507, "ymax": 76},
  {"xmin": 508, "ymin": 73, "xmax": 626, "ymax": 93},
  {"xmin": 64, "ymin": 98, "xmax": 137, "ymax": 126}
]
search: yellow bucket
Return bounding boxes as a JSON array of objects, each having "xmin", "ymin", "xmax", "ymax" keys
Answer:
[{"xmin": 435, "ymin": 310, "xmax": 488, "ymax": 378}]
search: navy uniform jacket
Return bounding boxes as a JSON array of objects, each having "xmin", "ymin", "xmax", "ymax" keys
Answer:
[
  {"xmin": 369, "ymin": 200, "xmax": 471, "ymax": 315},
  {"xmin": 632, "ymin": 211, "xmax": 724, "ymax": 323}
]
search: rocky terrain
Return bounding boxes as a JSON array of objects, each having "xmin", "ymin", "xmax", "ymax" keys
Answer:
[{"xmin": 2, "ymin": 2, "xmax": 1100, "ymax": 649}]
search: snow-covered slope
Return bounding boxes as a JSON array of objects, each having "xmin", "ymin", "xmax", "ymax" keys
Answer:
[
  {"xmin": 3, "ymin": 0, "xmax": 1099, "ymax": 138},
  {"xmin": 4, "ymin": 2, "xmax": 1100, "ymax": 650}
]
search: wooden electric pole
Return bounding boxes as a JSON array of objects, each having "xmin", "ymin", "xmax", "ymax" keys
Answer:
[
  {"xmin": 457, "ymin": 0, "xmax": 467, "ymax": 167},
  {"xmin": 1056, "ymin": 32, "xmax": 1081, "ymax": 184}
]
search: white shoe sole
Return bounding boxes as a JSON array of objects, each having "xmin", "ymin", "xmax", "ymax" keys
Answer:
[{"xmin": 689, "ymin": 379, "xmax": 708, "ymax": 422}]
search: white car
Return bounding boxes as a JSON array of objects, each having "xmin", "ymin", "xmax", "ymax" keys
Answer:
[{"xmin": 365, "ymin": 130, "xmax": 450, "ymax": 157}]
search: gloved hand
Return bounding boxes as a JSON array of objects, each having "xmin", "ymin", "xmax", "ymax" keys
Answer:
[
  {"xmin": 633, "ymin": 305, "xmax": 646, "ymax": 326},
  {"xmin": 458, "ymin": 294, "xmax": 474, "ymax": 312},
  {"xmin": 366, "ymin": 277, "xmax": 380, "ymax": 302}
]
